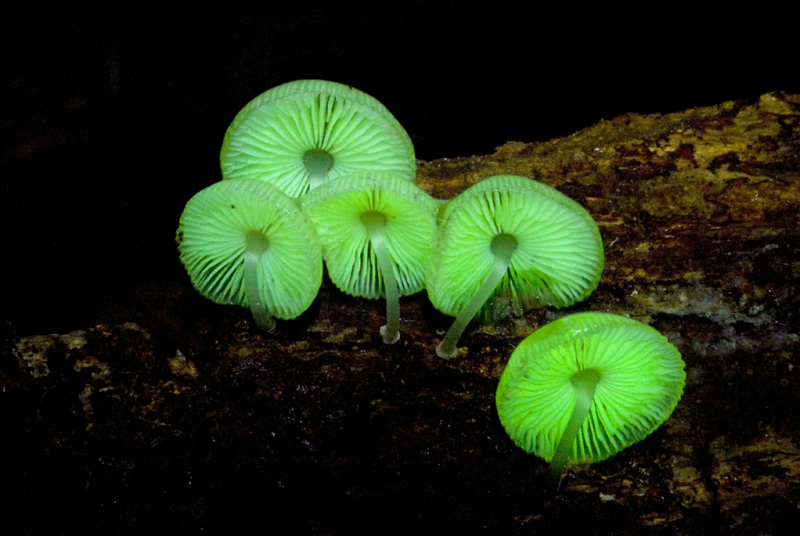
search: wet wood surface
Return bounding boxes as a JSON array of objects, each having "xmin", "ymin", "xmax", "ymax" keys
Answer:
[{"xmin": 4, "ymin": 92, "xmax": 800, "ymax": 534}]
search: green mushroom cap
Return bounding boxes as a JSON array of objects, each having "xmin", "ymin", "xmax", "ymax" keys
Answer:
[
  {"xmin": 177, "ymin": 179, "xmax": 322, "ymax": 328},
  {"xmin": 427, "ymin": 174, "xmax": 604, "ymax": 357},
  {"xmin": 496, "ymin": 313, "xmax": 686, "ymax": 473},
  {"xmin": 220, "ymin": 79, "xmax": 416, "ymax": 198},
  {"xmin": 428, "ymin": 174, "xmax": 603, "ymax": 320},
  {"xmin": 302, "ymin": 171, "xmax": 438, "ymax": 343}
]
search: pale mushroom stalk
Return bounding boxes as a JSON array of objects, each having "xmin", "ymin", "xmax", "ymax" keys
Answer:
[
  {"xmin": 550, "ymin": 369, "xmax": 601, "ymax": 474},
  {"xmin": 244, "ymin": 231, "xmax": 276, "ymax": 332},
  {"xmin": 303, "ymin": 148, "xmax": 334, "ymax": 190},
  {"xmin": 436, "ymin": 233, "xmax": 517, "ymax": 358},
  {"xmin": 360, "ymin": 210, "xmax": 401, "ymax": 344}
]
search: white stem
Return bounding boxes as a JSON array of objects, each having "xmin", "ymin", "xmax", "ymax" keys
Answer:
[
  {"xmin": 551, "ymin": 369, "xmax": 601, "ymax": 474},
  {"xmin": 361, "ymin": 211, "xmax": 400, "ymax": 344},
  {"xmin": 436, "ymin": 234, "xmax": 517, "ymax": 358},
  {"xmin": 244, "ymin": 231, "xmax": 275, "ymax": 331}
]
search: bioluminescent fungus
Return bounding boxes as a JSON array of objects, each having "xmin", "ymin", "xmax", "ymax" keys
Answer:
[
  {"xmin": 426, "ymin": 175, "xmax": 604, "ymax": 358},
  {"xmin": 220, "ymin": 79, "xmax": 416, "ymax": 197},
  {"xmin": 302, "ymin": 171, "xmax": 437, "ymax": 343},
  {"xmin": 177, "ymin": 178, "xmax": 322, "ymax": 330},
  {"xmin": 496, "ymin": 312, "xmax": 686, "ymax": 474}
]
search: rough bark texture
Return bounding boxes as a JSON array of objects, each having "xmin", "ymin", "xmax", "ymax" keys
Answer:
[{"xmin": 3, "ymin": 92, "xmax": 800, "ymax": 535}]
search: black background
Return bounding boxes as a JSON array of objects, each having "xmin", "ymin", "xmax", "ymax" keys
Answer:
[{"xmin": 2, "ymin": 2, "xmax": 798, "ymax": 336}]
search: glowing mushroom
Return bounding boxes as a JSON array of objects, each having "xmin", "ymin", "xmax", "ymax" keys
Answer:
[
  {"xmin": 496, "ymin": 313, "xmax": 686, "ymax": 474},
  {"xmin": 220, "ymin": 79, "xmax": 416, "ymax": 197},
  {"xmin": 426, "ymin": 174, "xmax": 604, "ymax": 358},
  {"xmin": 177, "ymin": 178, "xmax": 322, "ymax": 330},
  {"xmin": 302, "ymin": 171, "xmax": 438, "ymax": 343}
]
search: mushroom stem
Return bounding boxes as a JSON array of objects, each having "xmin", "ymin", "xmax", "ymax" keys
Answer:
[
  {"xmin": 551, "ymin": 368, "xmax": 601, "ymax": 474},
  {"xmin": 244, "ymin": 231, "xmax": 276, "ymax": 332},
  {"xmin": 360, "ymin": 211, "xmax": 401, "ymax": 344},
  {"xmin": 436, "ymin": 233, "xmax": 517, "ymax": 358},
  {"xmin": 303, "ymin": 148, "xmax": 334, "ymax": 190}
]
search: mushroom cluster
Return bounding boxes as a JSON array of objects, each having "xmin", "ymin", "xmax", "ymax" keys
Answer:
[
  {"xmin": 178, "ymin": 80, "xmax": 419, "ymax": 334},
  {"xmin": 177, "ymin": 79, "xmax": 684, "ymax": 474},
  {"xmin": 179, "ymin": 79, "xmax": 604, "ymax": 343}
]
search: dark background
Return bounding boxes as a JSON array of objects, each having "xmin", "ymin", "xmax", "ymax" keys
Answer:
[{"xmin": 2, "ymin": 2, "xmax": 798, "ymax": 336}]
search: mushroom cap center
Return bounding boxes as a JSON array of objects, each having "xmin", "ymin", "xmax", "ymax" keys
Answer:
[
  {"xmin": 245, "ymin": 230, "xmax": 270, "ymax": 254},
  {"xmin": 359, "ymin": 210, "xmax": 387, "ymax": 230},
  {"xmin": 303, "ymin": 148, "xmax": 334, "ymax": 190},
  {"xmin": 571, "ymin": 368, "xmax": 601, "ymax": 389},
  {"xmin": 490, "ymin": 233, "xmax": 517, "ymax": 257}
]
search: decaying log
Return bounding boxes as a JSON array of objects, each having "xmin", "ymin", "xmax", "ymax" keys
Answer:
[{"xmin": 4, "ymin": 92, "xmax": 799, "ymax": 534}]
